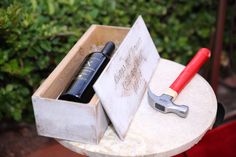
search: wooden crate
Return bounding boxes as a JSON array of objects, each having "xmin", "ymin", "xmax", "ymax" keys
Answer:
[{"xmin": 32, "ymin": 25, "xmax": 129, "ymax": 144}]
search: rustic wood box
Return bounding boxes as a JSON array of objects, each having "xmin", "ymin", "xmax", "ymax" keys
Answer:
[{"xmin": 32, "ymin": 25, "xmax": 129, "ymax": 144}]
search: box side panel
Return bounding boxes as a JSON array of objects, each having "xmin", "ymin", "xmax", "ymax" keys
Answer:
[
  {"xmin": 95, "ymin": 101, "xmax": 109, "ymax": 143},
  {"xmin": 32, "ymin": 96, "xmax": 98, "ymax": 144}
]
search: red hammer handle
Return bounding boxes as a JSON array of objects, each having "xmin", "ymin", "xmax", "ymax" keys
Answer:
[{"xmin": 170, "ymin": 48, "xmax": 211, "ymax": 94}]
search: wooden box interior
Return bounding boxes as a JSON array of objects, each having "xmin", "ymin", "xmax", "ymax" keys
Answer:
[{"xmin": 33, "ymin": 25, "xmax": 129, "ymax": 105}]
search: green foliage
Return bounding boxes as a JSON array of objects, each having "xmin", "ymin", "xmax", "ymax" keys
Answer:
[{"xmin": 0, "ymin": 0, "xmax": 216, "ymax": 122}]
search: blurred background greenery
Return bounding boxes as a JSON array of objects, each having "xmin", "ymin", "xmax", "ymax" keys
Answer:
[{"xmin": 0, "ymin": 0, "xmax": 220, "ymax": 122}]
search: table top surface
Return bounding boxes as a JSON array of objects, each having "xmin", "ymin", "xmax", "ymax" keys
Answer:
[{"xmin": 58, "ymin": 59, "xmax": 217, "ymax": 157}]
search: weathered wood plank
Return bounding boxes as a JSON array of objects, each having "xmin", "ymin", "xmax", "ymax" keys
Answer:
[{"xmin": 94, "ymin": 16, "xmax": 160, "ymax": 140}]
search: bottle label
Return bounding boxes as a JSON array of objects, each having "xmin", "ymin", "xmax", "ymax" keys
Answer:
[{"xmin": 76, "ymin": 56, "xmax": 101, "ymax": 81}]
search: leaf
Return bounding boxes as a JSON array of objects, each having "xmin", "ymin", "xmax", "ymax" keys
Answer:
[
  {"xmin": 1, "ymin": 59, "xmax": 20, "ymax": 74},
  {"xmin": 47, "ymin": 0, "xmax": 55, "ymax": 15},
  {"xmin": 6, "ymin": 84, "xmax": 14, "ymax": 92},
  {"xmin": 68, "ymin": 0, "xmax": 75, "ymax": 5},
  {"xmin": 40, "ymin": 41, "xmax": 52, "ymax": 52},
  {"xmin": 38, "ymin": 56, "xmax": 50, "ymax": 69},
  {"xmin": 31, "ymin": 0, "xmax": 37, "ymax": 11},
  {"xmin": 94, "ymin": 0, "xmax": 104, "ymax": 7}
]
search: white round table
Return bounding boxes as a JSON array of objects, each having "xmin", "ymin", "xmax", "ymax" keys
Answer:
[{"xmin": 58, "ymin": 59, "xmax": 217, "ymax": 157}]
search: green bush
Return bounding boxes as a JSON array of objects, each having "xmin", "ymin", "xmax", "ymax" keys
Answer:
[{"xmin": 0, "ymin": 0, "xmax": 216, "ymax": 122}]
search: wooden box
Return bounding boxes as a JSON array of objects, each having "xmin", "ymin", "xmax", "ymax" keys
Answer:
[{"xmin": 32, "ymin": 25, "xmax": 129, "ymax": 144}]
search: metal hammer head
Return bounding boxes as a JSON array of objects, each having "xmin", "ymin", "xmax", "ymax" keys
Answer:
[{"xmin": 147, "ymin": 88, "xmax": 189, "ymax": 118}]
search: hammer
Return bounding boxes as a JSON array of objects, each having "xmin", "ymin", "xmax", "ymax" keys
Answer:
[{"xmin": 148, "ymin": 48, "xmax": 211, "ymax": 118}]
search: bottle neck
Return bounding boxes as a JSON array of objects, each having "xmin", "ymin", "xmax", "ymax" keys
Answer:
[{"xmin": 101, "ymin": 41, "xmax": 115, "ymax": 59}]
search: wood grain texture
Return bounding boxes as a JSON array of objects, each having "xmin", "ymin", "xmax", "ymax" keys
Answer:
[
  {"xmin": 58, "ymin": 59, "xmax": 217, "ymax": 157},
  {"xmin": 94, "ymin": 16, "xmax": 160, "ymax": 140}
]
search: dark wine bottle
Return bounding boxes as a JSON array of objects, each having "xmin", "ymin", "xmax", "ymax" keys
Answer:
[{"xmin": 59, "ymin": 41, "xmax": 115, "ymax": 103}]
